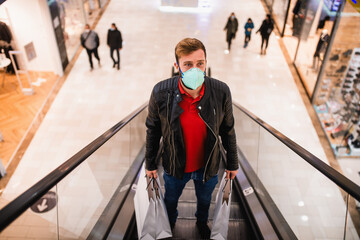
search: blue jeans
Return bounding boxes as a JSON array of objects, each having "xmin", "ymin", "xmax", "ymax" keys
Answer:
[{"xmin": 163, "ymin": 168, "xmax": 218, "ymax": 224}]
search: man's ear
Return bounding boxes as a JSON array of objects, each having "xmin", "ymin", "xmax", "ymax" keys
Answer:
[{"xmin": 174, "ymin": 62, "xmax": 179, "ymax": 71}]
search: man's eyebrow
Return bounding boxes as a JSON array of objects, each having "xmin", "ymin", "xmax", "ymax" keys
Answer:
[{"xmin": 182, "ymin": 60, "xmax": 205, "ymax": 64}]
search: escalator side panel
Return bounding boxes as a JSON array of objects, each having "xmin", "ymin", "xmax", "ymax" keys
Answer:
[
  {"xmin": 237, "ymin": 147, "xmax": 297, "ymax": 240},
  {"xmin": 87, "ymin": 147, "xmax": 145, "ymax": 240},
  {"xmin": 107, "ymin": 186, "xmax": 136, "ymax": 240},
  {"xmin": 235, "ymin": 159, "xmax": 279, "ymax": 240}
]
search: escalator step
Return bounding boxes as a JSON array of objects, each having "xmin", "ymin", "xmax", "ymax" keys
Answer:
[
  {"xmin": 171, "ymin": 218, "xmax": 253, "ymax": 240},
  {"xmin": 177, "ymin": 201, "xmax": 245, "ymax": 220}
]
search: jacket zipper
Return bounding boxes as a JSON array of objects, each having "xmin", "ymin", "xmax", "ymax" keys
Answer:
[
  {"xmin": 167, "ymin": 92, "xmax": 176, "ymax": 176},
  {"xmin": 167, "ymin": 93, "xmax": 173, "ymax": 175},
  {"xmin": 198, "ymin": 111, "xmax": 218, "ymax": 183}
]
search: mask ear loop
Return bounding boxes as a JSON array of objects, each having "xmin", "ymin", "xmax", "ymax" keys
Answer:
[
  {"xmin": 176, "ymin": 61, "xmax": 184, "ymax": 77},
  {"xmin": 177, "ymin": 61, "xmax": 189, "ymax": 89}
]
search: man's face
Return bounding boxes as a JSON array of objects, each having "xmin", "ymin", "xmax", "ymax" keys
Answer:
[
  {"xmin": 85, "ymin": 25, "xmax": 90, "ymax": 30},
  {"xmin": 175, "ymin": 49, "xmax": 206, "ymax": 73}
]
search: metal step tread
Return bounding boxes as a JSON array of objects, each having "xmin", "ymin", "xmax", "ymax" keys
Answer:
[
  {"xmin": 177, "ymin": 200, "xmax": 245, "ymax": 220},
  {"xmin": 170, "ymin": 218, "xmax": 253, "ymax": 240}
]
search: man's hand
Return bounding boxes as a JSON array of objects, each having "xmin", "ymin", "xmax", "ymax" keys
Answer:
[
  {"xmin": 146, "ymin": 169, "xmax": 158, "ymax": 179},
  {"xmin": 225, "ymin": 169, "xmax": 238, "ymax": 179}
]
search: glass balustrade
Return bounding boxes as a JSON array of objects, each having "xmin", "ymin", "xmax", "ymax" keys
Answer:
[
  {"xmin": 233, "ymin": 104, "xmax": 359, "ymax": 240},
  {"xmin": 0, "ymin": 108, "xmax": 148, "ymax": 239}
]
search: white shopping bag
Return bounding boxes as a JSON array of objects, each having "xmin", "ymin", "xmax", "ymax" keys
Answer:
[
  {"xmin": 211, "ymin": 173, "xmax": 232, "ymax": 240},
  {"xmin": 153, "ymin": 177, "xmax": 172, "ymax": 239},
  {"xmin": 134, "ymin": 165, "xmax": 156, "ymax": 239},
  {"xmin": 134, "ymin": 164, "xmax": 172, "ymax": 239}
]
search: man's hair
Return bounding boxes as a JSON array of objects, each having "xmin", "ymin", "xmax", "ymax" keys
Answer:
[{"xmin": 175, "ymin": 38, "xmax": 206, "ymax": 63}]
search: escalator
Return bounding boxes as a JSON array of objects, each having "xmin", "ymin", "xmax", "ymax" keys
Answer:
[
  {"xmin": 102, "ymin": 157, "xmax": 259, "ymax": 239},
  {"xmin": 0, "ymin": 102, "xmax": 359, "ymax": 239}
]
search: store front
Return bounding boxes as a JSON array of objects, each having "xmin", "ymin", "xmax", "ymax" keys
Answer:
[
  {"xmin": 266, "ymin": 0, "xmax": 359, "ymax": 157},
  {"xmin": 48, "ymin": 0, "xmax": 105, "ymax": 69},
  {"xmin": 0, "ymin": 0, "xmax": 64, "ymax": 76},
  {"xmin": 312, "ymin": 0, "xmax": 360, "ymax": 157},
  {"xmin": 266, "ymin": 0, "xmax": 336, "ymax": 94},
  {"xmin": 83, "ymin": 0, "xmax": 102, "ymax": 26},
  {"xmin": 0, "ymin": 0, "xmax": 106, "ymax": 75}
]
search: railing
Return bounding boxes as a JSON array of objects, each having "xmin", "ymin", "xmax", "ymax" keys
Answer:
[
  {"xmin": 233, "ymin": 102, "xmax": 360, "ymax": 240},
  {"xmin": 0, "ymin": 101, "xmax": 359, "ymax": 239}
]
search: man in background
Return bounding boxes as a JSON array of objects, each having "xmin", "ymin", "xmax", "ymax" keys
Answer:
[
  {"xmin": 107, "ymin": 23, "xmax": 123, "ymax": 70},
  {"xmin": 80, "ymin": 24, "xmax": 100, "ymax": 71}
]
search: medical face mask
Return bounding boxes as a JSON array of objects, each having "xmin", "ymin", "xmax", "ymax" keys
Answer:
[{"xmin": 178, "ymin": 66, "xmax": 205, "ymax": 90}]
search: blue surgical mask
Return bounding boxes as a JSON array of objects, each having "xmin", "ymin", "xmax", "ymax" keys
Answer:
[{"xmin": 179, "ymin": 66, "xmax": 205, "ymax": 90}]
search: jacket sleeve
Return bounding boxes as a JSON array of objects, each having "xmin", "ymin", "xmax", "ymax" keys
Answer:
[
  {"xmin": 118, "ymin": 31, "xmax": 123, "ymax": 48},
  {"xmin": 224, "ymin": 19, "xmax": 229, "ymax": 30},
  {"xmin": 145, "ymin": 88, "xmax": 162, "ymax": 171},
  {"xmin": 256, "ymin": 21, "xmax": 264, "ymax": 33},
  {"xmin": 95, "ymin": 33, "xmax": 100, "ymax": 47},
  {"xmin": 107, "ymin": 30, "xmax": 110, "ymax": 45},
  {"xmin": 219, "ymin": 87, "xmax": 239, "ymax": 171},
  {"xmin": 80, "ymin": 34, "xmax": 85, "ymax": 48}
]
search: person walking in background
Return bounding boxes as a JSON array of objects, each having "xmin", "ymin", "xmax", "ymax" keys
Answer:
[
  {"xmin": 223, "ymin": 12, "xmax": 238, "ymax": 51},
  {"xmin": 107, "ymin": 23, "xmax": 123, "ymax": 70},
  {"xmin": 256, "ymin": 14, "xmax": 274, "ymax": 55},
  {"xmin": 244, "ymin": 18, "xmax": 254, "ymax": 48},
  {"xmin": 81, "ymin": 24, "xmax": 100, "ymax": 71}
]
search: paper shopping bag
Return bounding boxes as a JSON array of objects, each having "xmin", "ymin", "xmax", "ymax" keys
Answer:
[
  {"xmin": 134, "ymin": 164, "xmax": 156, "ymax": 240},
  {"xmin": 153, "ymin": 177, "xmax": 172, "ymax": 239},
  {"xmin": 211, "ymin": 173, "xmax": 232, "ymax": 240}
]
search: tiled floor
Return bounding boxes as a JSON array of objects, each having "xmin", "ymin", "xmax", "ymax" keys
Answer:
[{"xmin": 0, "ymin": 0, "xmax": 359, "ymax": 239}]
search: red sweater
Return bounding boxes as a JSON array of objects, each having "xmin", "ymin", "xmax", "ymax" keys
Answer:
[{"xmin": 178, "ymin": 81, "xmax": 207, "ymax": 173}]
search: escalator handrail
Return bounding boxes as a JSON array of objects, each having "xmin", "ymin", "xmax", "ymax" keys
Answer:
[
  {"xmin": 0, "ymin": 103, "xmax": 148, "ymax": 232},
  {"xmin": 233, "ymin": 102, "xmax": 360, "ymax": 201}
]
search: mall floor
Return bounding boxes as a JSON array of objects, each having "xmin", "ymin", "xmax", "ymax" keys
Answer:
[{"xmin": 0, "ymin": 0, "xmax": 359, "ymax": 239}]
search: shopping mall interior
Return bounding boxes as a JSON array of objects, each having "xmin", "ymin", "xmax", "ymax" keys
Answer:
[{"xmin": 0, "ymin": 0, "xmax": 359, "ymax": 239}]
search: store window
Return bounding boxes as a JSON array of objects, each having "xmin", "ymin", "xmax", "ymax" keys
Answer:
[
  {"xmin": 313, "ymin": 1, "xmax": 360, "ymax": 157},
  {"xmin": 293, "ymin": 0, "xmax": 334, "ymax": 96},
  {"xmin": 281, "ymin": 0, "xmax": 305, "ymax": 60},
  {"xmin": 48, "ymin": 0, "xmax": 86, "ymax": 65},
  {"xmin": 99, "ymin": 0, "xmax": 108, "ymax": 8},
  {"xmin": 272, "ymin": 0, "xmax": 289, "ymax": 36},
  {"xmin": 83, "ymin": 0, "xmax": 101, "ymax": 26}
]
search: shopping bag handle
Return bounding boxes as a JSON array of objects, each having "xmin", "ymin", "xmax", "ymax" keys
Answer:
[
  {"xmin": 222, "ymin": 179, "xmax": 232, "ymax": 204},
  {"xmin": 153, "ymin": 178, "xmax": 160, "ymax": 199},
  {"xmin": 146, "ymin": 176, "xmax": 156, "ymax": 200}
]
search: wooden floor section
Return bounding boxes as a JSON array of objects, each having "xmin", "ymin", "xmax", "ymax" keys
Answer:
[{"xmin": 0, "ymin": 71, "xmax": 59, "ymax": 168}]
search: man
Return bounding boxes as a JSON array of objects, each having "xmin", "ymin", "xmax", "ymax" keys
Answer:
[
  {"xmin": 80, "ymin": 24, "xmax": 100, "ymax": 71},
  {"xmin": 256, "ymin": 14, "xmax": 274, "ymax": 55},
  {"xmin": 107, "ymin": 23, "xmax": 122, "ymax": 70},
  {"xmin": 224, "ymin": 12, "xmax": 239, "ymax": 51},
  {"xmin": 145, "ymin": 38, "xmax": 239, "ymax": 239}
]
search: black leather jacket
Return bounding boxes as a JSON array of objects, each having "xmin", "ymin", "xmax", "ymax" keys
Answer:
[{"xmin": 145, "ymin": 76, "xmax": 239, "ymax": 182}]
